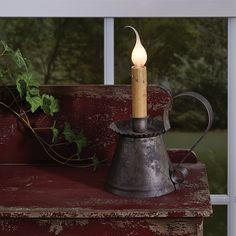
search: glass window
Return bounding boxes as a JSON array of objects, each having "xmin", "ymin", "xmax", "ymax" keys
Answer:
[
  {"xmin": 164, "ymin": 130, "xmax": 227, "ymax": 193},
  {"xmin": 0, "ymin": 16, "xmax": 229, "ymax": 235},
  {"xmin": 204, "ymin": 205, "xmax": 227, "ymax": 236},
  {"xmin": 115, "ymin": 18, "xmax": 227, "ymax": 194},
  {"xmin": 0, "ymin": 18, "xmax": 104, "ymax": 84}
]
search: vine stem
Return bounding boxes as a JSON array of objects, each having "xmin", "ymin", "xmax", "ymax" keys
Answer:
[
  {"xmin": 0, "ymin": 101, "xmax": 96, "ymax": 168},
  {"xmin": 0, "ymin": 42, "xmax": 100, "ymax": 169},
  {"xmin": 34, "ymin": 127, "xmax": 52, "ymax": 130},
  {"xmin": 0, "ymin": 101, "xmax": 66, "ymax": 165},
  {"xmin": 0, "ymin": 49, "xmax": 6, "ymax": 56},
  {"xmin": 4, "ymin": 86, "xmax": 21, "ymax": 109},
  {"xmin": 1, "ymin": 88, "xmax": 93, "ymax": 164},
  {"xmin": 51, "ymin": 142, "xmax": 69, "ymax": 147}
]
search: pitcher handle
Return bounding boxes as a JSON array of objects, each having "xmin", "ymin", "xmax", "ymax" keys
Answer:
[{"xmin": 167, "ymin": 91, "xmax": 213, "ymax": 184}]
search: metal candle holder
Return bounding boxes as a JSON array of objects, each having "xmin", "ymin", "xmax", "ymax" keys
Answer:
[{"xmin": 105, "ymin": 91, "xmax": 213, "ymax": 198}]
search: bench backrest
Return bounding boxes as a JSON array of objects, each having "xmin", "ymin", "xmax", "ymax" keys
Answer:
[{"xmin": 0, "ymin": 85, "xmax": 173, "ymax": 164}]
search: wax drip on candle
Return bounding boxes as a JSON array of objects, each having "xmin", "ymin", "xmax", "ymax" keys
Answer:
[{"xmin": 125, "ymin": 26, "xmax": 147, "ymax": 67}]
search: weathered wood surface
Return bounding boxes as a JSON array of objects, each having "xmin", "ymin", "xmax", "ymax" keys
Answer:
[
  {"xmin": 0, "ymin": 85, "xmax": 210, "ymax": 235},
  {"xmin": 0, "ymin": 85, "xmax": 196, "ymax": 164},
  {"xmin": 0, "ymin": 218, "xmax": 203, "ymax": 236},
  {"xmin": 0, "ymin": 85, "xmax": 169, "ymax": 163},
  {"xmin": 0, "ymin": 163, "xmax": 210, "ymax": 235},
  {"xmin": 0, "ymin": 163, "xmax": 212, "ymax": 218}
]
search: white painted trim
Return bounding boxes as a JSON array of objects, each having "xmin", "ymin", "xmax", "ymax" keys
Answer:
[
  {"xmin": 228, "ymin": 17, "xmax": 236, "ymax": 236},
  {"xmin": 104, "ymin": 18, "xmax": 114, "ymax": 85},
  {"xmin": 0, "ymin": 0, "xmax": 235, "ymax": 17},
  {"xmin": 210, "ymin": 194, "xmax": 229, "ymax": 205}
]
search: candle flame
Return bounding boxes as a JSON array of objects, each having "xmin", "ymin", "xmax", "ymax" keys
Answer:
[{"xmin": 125, "ymin": 26, "xmax": 147, "ymax": 67}]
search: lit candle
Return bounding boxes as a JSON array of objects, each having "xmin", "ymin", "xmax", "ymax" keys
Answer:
[{"xmin": 126, "ymin": 26, "xmax": 148, "ymax": 120}]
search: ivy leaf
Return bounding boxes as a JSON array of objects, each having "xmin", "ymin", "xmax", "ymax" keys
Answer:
[
  {"xmin": 0, "ymin": 40, "xmax": 13, "ymax": 54},
  {"xmin": 51, "ymin": 121, "xmax": 59, "ymax": 143},
  {"xmin": 49, "ymin": 97, "xmax": 59, "ymax": 114},
  {"xmin": 20, "ymin": 72, "xmax": 39, "ymax": 87},
  {"xmin": 25, "ymin": 73, "xmax": 39, "ymax": 88},
  {"xmin": 41, "ymin": 94, "xmax": 59, "ymax": 116},
  {"xmin": 92, "ymin": 155, "xmax": 100, "ymax": 171},
  {"xmin": 16, "ymin": 72, "xmax": 39, "ymax": 98},
  {"xmin": 75, "ymin": 132, "xmax": 87, "ymax": 155},
  {"xmin": 29, "ymin": 87, "xmax": 40, "ymax": 96},
  {"xmin": 51, "ymin": 127, "xmax": 59, "ymax": 143},
  {"xmin": 63, "ymin": 122, "xmax": 87, "ymax": 155},
  {"xmin": 62, "ymin": 122, "xmax": 76, "ymax": 143},
  {"xmin": 26, "ymin": 94, "xmax": 42, "ymax": 113},
  {"xmin": 16, "ymin": 75, "xmax": 27, "ymax": 98},
  {"xmin": 13, "ymin": 49, "xmax": 27, "ymax": 69}
]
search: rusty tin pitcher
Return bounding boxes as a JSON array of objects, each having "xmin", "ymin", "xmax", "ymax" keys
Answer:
[{"xmin": 105, "ymin": 91, "xmax": 213, "ymax": 198}]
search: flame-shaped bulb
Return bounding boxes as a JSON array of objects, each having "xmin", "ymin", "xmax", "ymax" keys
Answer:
[{"xmin": 126, "ymin": 26, "xmax": 147, "ymax": 67}]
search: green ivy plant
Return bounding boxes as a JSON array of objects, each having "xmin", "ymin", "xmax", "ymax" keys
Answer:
[{"xmin": 0, "ymin": 41, "xmax": 101, "ymax": 170}]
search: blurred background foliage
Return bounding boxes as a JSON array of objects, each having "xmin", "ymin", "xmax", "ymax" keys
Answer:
[
  {"xmin": 115, "ymin": 18, "xmax": 227, "ymax": 130},
  {"xmin": 0, "ymin": 18, "xmax": 104, "ymax": 84},
  {"xmin": 0, "ymin": 18, "xmax": 226, "ymax": 130},
  {"xmin": 0, "ymin": 18, "xmax": 227, "ymax": 167}
]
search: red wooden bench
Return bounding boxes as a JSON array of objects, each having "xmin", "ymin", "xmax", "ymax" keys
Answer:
[{"xmin": 0, "ymin": 85, "xmax": 212, "ymax": 236}]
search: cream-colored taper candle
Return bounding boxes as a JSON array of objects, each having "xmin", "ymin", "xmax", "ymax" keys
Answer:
[
  {"xmin": 131, "ymin": 66, "xmax": 147, "ymax": 118},
  {"xmin": 127, "ymin": 26, "xmax": 148, "ymax": 118}
]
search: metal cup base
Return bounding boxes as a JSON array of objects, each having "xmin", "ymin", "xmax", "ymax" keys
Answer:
[
  {"xmin": 132, "ymin": 117, "xmax": 147, "ymax": 133},
  {"xmin": 105, "ymin": 182, "xmax": 175, "ymax": 198},
  {"xmin": 105, "ymin": 135, "xmax": 176, "ymax": 198}
]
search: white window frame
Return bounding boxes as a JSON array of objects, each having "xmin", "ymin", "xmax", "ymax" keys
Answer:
[
  {"xmin": 0, "ymin": 1, "xmax": 235, "ymax": 235},
  {"xmin": 0, "ymin": 0, "xmax": 235, "ymax": 17}
]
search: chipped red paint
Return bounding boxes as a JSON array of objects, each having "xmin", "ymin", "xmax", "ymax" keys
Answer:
[
  {"xmin": 0, "ymin": 85, "xmax": 172, "ymax": 164},
  {"xmin": 0, "ymin": 85, "xmax": 211, "ymax": 235},
  {"xmin": 0, "ymin": 163, "xmax": 211, "ymax": 235},
  {"xmin": 0, "ymin": 218, "xmax": 203, "ymax": 236},
  {"xmin": 0, "ymin": 85, "xmax": 197, "ymax": 164},
  {"xmin": 0, "ymin": 163, "xmax": 212, "ymax": 218},
  {"xmin": 168, "ymin": 149, "xmax": 197, "ymax": 163}
]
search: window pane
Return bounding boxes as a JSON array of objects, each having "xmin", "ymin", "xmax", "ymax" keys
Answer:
[
  {"xmin": 115, "ymin": 18, "xmax": 227, "ymax": 194},
  {"xmin": 0, "ymin": 18, "xmax": 103, "ymax": 84},
  {"xmin": 164, "ymin": 131, "xmax": 227, "ymax": 193},
  {"xmin": 204, "ymin": 205, "xmax": 227, "ymax": 236}
]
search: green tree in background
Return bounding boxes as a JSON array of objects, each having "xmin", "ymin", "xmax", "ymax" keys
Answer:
[
  {"xmin": 115, "ymin": 18, "xmax": 227, "ymax": 130},
  {"xmin": 0, "ymin": 18, "xmax": 227, "ymax": 129},
  {"xmin": 0, "ymin": 18, "xmax": 104, "ymax": 84}
]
